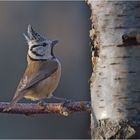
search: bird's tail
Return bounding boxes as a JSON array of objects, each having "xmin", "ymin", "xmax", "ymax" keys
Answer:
[
  {"xmin": 3, "ymin": 93, "xmax": 24, "ymax": 112},
  {"xmin": 51, "ymin": 95, "xmax": 68, "ymax": 102}
]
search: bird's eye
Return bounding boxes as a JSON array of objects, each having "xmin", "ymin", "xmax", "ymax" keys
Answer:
[{"xmin": 42, "ymin": 43, "xmax": 47, "ymax": 47}]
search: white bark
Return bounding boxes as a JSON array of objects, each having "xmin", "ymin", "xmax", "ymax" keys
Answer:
[{"xmin": 87, "ymin": 1, "xmax": 140, "ymax": 139}]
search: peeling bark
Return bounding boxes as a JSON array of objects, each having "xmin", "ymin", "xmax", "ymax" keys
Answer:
[
  {"xmin": 87, "ymin": 1, "xmax": 140, "ymax": 138},
  {"xmin": 91, "ymin": 119, "xmax": 135, "ymax": 139}
]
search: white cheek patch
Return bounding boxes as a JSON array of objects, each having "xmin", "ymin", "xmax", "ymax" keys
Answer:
[
  {"xmin": 32, "ymin": 46, "xmax": 46, "ymax": 56},
  {"xmin": 28, "ymin": 43, "xmax": 53, "ymax": 60}
]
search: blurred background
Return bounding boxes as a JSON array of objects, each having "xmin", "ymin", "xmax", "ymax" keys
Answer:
[{"xmin": 0, "ymin": 1, "xmax": 91, "ymax": 139}]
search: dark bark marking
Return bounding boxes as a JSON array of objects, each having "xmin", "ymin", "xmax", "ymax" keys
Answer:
[
  {"xmin": 100, "ymin": 66, "xmax": 106, "ymax": 68},
  {"xmin": 117, "ymin": 33, "xmax": 140, "ymax": 47},
  {"xmin": 114, "ymin": 26, "xmax": 134, "ymax": 29},
  {"xmin": 116, "ymin": 56, "xmax": 131, "ymax": 58},
  {"xmin": 104, "ymin": 14, "xmax": 110, "ymax": 16},
  {"xmin": 113, "ymin": 94, "xmax": 120, "ymax": 97},
  {"xmin": 117, "ymin": 14, "xmax": 127, "ymax": 17},
  {"xmin": 99, "ymin": 106, "xmax": 104, "ymax": 108},
  {"xmin": 99, "ymin": 72, "xmax": 103, "ymax": 75},
  {"xmin": 94, "ymin": 47, "xmax": 99, "ymax": 57},
  {"xmin": 118, "ymin": 96, "xmax": 129, "ymax": 100},
  {"xmin": 121, "ymin": 71, "xmax": 136, "ymax": 74},
  {"xmin": 122, "ymin": 56, "xmax": 131, "ymax": 58},
  {"xmin": 126, "ymin": 107, "xmax": 136, "ymax": 110},
  {"xmin": 110, "ymin": 62, "xmax": 120, "ymax": 65},
  {"xmin": 97, "ymin": 93, "xmax": 100, "ymax": 98},
  {"xmin": 122, "ymin": 34, "xmax": 139, "ymax": 46},
  {"xmin": 128, "ymin": 71, "xmax": 136, "ymax": 73},
  {"xmin": 114, "ymin": 77, "xmax": 127, "ymax": 80},
  {"xmin": 101, "ymin": 77, "xmax": 107, "ymax": 80},
  {"xmin": 117, "ymin": 108, "xmax": 124, "ymax": 113}
]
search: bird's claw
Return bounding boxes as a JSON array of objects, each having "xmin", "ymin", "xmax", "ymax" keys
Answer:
[
  {"xmin": 37, "ymin": 100, "xmax": 46, "ymax": 107},
  {"xmin": 62, "ymin": 99, "xmax": 71, "ymax": 106}
]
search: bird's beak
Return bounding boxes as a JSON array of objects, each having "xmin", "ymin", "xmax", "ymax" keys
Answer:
[{"xmin": 52, "ymin": 40, "xmax": 59, "ymax": 47}]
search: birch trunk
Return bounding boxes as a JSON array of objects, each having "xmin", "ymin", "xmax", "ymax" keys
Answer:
[{"xmin": 87, "ymin": 1, "xmax": 140, "ymax": 139}]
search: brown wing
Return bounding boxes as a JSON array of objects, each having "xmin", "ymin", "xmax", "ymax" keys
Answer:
[{"xmin": 13, "ymin": 59, "xmax": 58, "ymax": 100}]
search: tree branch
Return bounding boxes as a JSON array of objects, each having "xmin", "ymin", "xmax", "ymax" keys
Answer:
[{"xmin": 0, "ymin": 101, "xmax": 91, "ymax": 116}]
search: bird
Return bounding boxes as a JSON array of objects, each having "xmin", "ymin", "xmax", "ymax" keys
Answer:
[{"xmin": 4, "ymin": 24, "xmax": 61, "ymax": 111}]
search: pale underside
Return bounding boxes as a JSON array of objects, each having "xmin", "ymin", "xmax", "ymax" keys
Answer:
[{"xmin": 24, "ymin": 62, "xmax": 61, "ymax": 101}]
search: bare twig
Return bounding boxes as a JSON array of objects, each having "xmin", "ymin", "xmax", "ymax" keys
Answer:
[{"xmin": 0, "ymin": 101, "xmax": 91, "ymax": 116}]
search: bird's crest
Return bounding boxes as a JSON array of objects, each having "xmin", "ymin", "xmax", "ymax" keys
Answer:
[{"xmin": 23, "ymin": 24, "xmax": 46, "ymax": 44}]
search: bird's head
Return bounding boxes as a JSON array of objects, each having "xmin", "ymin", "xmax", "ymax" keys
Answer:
[{"xmin": 23, "ymin": 24, "xmax": 58, "ymax": 60}]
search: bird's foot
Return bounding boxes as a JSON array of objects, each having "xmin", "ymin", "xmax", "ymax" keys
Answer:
[
  {"xmin": 63, "ymin": 99, "xmax": 71, "ymax": 106},
  {"xmin": 37, "ymin": 100, "xmax": 46, "ymax": 107}
]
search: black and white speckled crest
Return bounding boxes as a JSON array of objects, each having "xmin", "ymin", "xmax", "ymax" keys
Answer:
[{"xmin": 23, "ymin": 24, "xmax": 46, "ymax": 44}]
